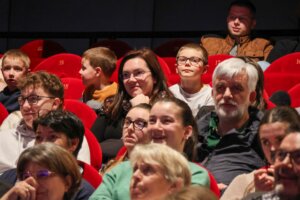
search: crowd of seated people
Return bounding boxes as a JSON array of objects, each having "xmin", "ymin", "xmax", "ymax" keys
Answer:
[{"xmin": 1, "ymin": 0, "xmax": 300, "ymax": 199}]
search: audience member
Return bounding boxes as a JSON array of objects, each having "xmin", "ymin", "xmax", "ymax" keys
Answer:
[
  {"xmin": 169, "ymin": 43, "xmax": 214, "ymax": 118},
  {"xmin": 269, "ymin": 91, "xmax": 291, "ymax": 107},
  {"xmin": 0, "ymin": 49, "xmax": 30, "ymax": 113},
  {"xmin": 91, "ymin": 48, "xmax": 172, "ymax": 163},
  {"xmin": 221, "ymin": 106, "xmax": 300, "ymax": 199},
  {"xmin": 243, "ymin": 131, "xmax": 300, "ymax": 200},
  {"xmin": 164, "ymin": 185, "xmax": 218, "ymax": 200},
  {"xmin": 101, "ymin": 103, "xmax": 151, "ymax": 174},
  {"xmin": 1, "ymin": 143, "xmax": 81, "ymax": 200},
  {"xmin": 197, "ymin": 57, "xmax": 265, "ymax": 190},
  {"xmin": 80, "ymin": 47, "xmax": 118, "ymax": 113},
  {"xmin": 0, "ymin": 71, "xmax": 63, "ymax": 174},
  {"xmin": 89, "ymin": 97, "xmax": 210, "ymax": 200},
  {"xmin": 201, "ymin": 0, "xmax": 273, "ymax": 61},
  {"xmin": 130, "ymin": 143, "xmax": 191, "ymax": 200},
  {"xmin": 0, "ymin": 110, "xmax": 96, "ymax": 199}
]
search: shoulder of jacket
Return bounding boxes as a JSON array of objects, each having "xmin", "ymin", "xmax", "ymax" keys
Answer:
[{"xmin": 201, "ymin": 34, "xmax": 225, "ymax": 42}]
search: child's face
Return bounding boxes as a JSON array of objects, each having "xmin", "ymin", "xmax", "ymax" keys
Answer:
[
  {"xmin": 176, "ymin": 48, "xmax": 207, "ymax": 80},
  {"xmin": 79, "ymin": 58, "xmax": 99, "ymax": 87},
  {"xmin": 1, "ymin": 56, "xmax": 27, "ymax": 90}
]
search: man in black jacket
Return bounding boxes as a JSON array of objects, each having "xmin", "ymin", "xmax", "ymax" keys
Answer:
[{"xmin": 197, "ymin": 57, "xmax": 265, "ymax": 191}]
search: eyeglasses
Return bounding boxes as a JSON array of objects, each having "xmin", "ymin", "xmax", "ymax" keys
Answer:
[
  {"xmin": 21, "ymin": 169, "xmax": 56, "ymax": 181},
  {"xmin": 18, "ymin": 95, "xmax": 55, "ymax": 106},
  {"xmin": 123, "ymin": 119, "xmax": 148, "ymax": 130},
  {"xmin": 122, "ymin": 70, "xmax": 151, "ymax": 80},
  {"xmin": 176, "ymin": 56, "xmax": 203, "ymax": 66},
  {"xmin": 275, "ymin": 149, "xmax": 300, "ymax": 165}
]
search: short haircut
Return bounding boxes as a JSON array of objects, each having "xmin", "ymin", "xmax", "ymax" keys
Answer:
[
  {"xmin": 212, "ymin": 57, "xmax": 258, "ymax": 92},
  {"xmin": 17, "ymin": 143, "xmax": 81, "ymax": 200},
  {"xmin": 2, "ymin": 49, "xmax": 31, "ymax": 69},
  {"xmin": 17, "ymin": 71, "xmax": 64, "ymax": 108},
  {"xmin": 229, "ymin": 0, "xmax": 256, "ymax": 17},
  {"xmin": 176, "ymin": 43, "xmax": 208, "ymax": 65},
  {"xmin": 82, "ymin": 47, "xmax": 117, "ymax": 77},
  {"xmin": 33, "ymin": 110, "xmax": 84, "ymax": 157},
  {"xmin": 130, "ymin": 143, "xmax": 191, "ymax": 186}
]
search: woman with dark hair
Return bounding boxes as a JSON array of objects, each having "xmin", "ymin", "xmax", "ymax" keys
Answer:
[
  {"xmin": 91, "ymin": 48, "xmax": 172, "ymax": 163},
  {"xmin": 221, "ymin": 106, "xmax": 300, "ymax": 200}
]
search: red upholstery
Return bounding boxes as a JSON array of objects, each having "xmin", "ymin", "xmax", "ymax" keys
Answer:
[
  {"xmin": 90, "ymin": 39, "xmax": 133, "ymax": 58},
  {"xmin": 265, "ymin": 52, "xmax": 300, "ymax": 73},
  {"xmin": 78, "ymin": 160, "xmax": 102, "ymax": 188},
  {"xmin": 202, "ymin": 54, "xmax": 234, "ymax": 84},
  {"xmin": 84, "ymin": 128, "xmax": 103, "ymax": 171},
  {"xmin": 0, "ymin": 103, "xmax": 9, "ymax": 125},
  {"xmin": 61, "ymin": 78, "xmax": 85, "ymax": 100},
  {"xmin": 288, "ymin": 83, "xmax": 300, "ymax": 107},
  {"xmin": 154, "ymin": 39, "xmax": 193, "ymax": 57},
  {"xmin": 63, "ymin": 99, "xmax": 97, "ymax": 129},
  {"xmin": 115, "ymin": 146, "xmax": 127, "ymax": 159},
  {"xmin": 264, "ymin": 73, "xmax": 300, "ymax": 95},
  {"xmin": 195, "ymin": 163, "xmax": 220, "ymax": 198},
  {"xmin": 33, "ymin": 53, "xmax": 82, "ymax": 79},
  {"xmin": 20, "ymin": 39, "xmax": 66, "ymax": 70},
  {"xmin": 162, "ymin": 57, "xmax": 177, "ymax": 74}
]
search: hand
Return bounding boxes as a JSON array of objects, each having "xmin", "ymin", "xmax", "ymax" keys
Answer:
[
  {"xmin": 254, "ymin": 167, "xmax": 275, "ymax": 192},
  {"xmin": 130, "ymin": 94, "xmax": 150, "ymax": 107},
  {"xmin": 1, "ymin": 177, "xmax": 37, "ymax": 200},
  {"xmin": 217, "ymin": 183, "xmax": 227, "ymax": 190}
]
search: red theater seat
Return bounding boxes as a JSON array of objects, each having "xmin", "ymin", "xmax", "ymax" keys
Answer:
[
  {"xmin": 61, "ymin": 78, "xmax": 85, "ymax": 100},
  {"xmin": 288, "ymin": 83, "xmax": 300, "ymax": 108}
]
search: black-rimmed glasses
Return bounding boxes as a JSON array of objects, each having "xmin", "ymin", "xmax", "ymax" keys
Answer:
[
  {"xmin": 275, "ymin": 149, "xmax": 300, "ymax": 165},
  {"xmin": 21, "ymin": 169, "xmax": 56, "ymax": 181},
  {"xmin": 18, "ymin": 95, "xmax": 55, "ymax": 106},
  {"xmin": 176, "ymin": 56, "xmax": 203, "ymax": 66},
  {"xmin": 123, "ymin": 119, "xmax": 147, "ymax": 130}
]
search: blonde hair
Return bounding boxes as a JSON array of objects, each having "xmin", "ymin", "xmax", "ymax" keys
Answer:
[
  {"xmin": 82, "ymin": 47, "xmax": 117, "ymax": 77},
  {"xmin": 130, "ymin": 143, "xmax": 191, "ymax": 186},
  {"xmin": 164, "ymin": 185, "xmax": 217, "ymax": 200},
  {"xmin": 2, "ymin": 49, "xmax": 30, "ymax": 69}
]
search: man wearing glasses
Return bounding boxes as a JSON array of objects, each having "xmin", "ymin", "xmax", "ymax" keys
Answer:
[
  {"xmin": 169, "ymin": 43, "xmax": 214, "ymax": 118},
  {"xmin": 0, "ymin": 71, "xmax": 63, "ymax": 174},
  {"xmin": 201, "ymin": 0, "xmax": 273, "ymax": 62}
]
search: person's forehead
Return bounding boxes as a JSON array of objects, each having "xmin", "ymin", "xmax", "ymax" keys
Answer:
[
  {"xmin": 228, "ymin": 5, "xmax": 253, "ymax": 17},
  {"xmin": 178, "ymin": 48, "xmax": 203, "ymax": 57},
  {"xmin": 280, "ymin": 133, "xmax": 300, "ymax": 151},
  {"xmin": 21, "ymin": 85, "xmax": 47, "ymax": 95},
  {"xmin": 215, "ymin": 72, "xmax": 248, "ymax": 84}
]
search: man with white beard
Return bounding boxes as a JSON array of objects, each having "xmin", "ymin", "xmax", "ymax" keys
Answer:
[{"xmin": 197, "ymin": 57, "xmax": 265, "ymax": 191}]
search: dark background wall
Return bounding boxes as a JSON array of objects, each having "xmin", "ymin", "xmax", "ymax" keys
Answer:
[{"xmin": 0, "ymin": 0, "xmax": 299, "ymax": 55}]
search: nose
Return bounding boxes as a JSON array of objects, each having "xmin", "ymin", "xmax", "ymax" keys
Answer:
[
  {"xmin": 234, "ymin": 17, "xmax": 240, "ymax": 24},
  {"xmin": 223, "ymin": 87, "xmax": 233, "ymax": 98},
  {"xmin": 21, "ymin": 98, "xmax": 31, "ymax": 108},
  {"xmin": 132, "ymin": 169, "xmax": 142, "ymax": 181},
  {"xmin": 127, "ymin": 74, "xmax": 137, "ymax": 82},
  {"xmin": 79, "ymin": 68, "xmax": 83, "ymax": 75}
]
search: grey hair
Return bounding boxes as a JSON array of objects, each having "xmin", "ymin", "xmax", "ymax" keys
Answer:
[{"xmin": 212, "ymin": 57, "xmax": 258, "ymax": 92}]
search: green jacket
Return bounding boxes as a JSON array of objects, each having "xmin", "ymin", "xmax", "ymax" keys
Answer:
[{"xmin": 89, "ymin": 161, "xmax": 210, "ymax": 200}]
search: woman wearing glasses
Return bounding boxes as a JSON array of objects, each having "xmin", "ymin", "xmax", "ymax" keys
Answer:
[
  {"xmin": 101, "ymin": 103, "xmax": 151, "ymax": 173},
  {"xmin": 91, "ymin": 48, "xmax": 172, "ymax": 164},
  {"xmin": 221, "ymin": 106, "xmax": 300, "ymax": 200},
  {"xmin": 1, "ymin": 143, "xmax": 81, "ymax": 200},
  {"xmin": 169, "ymin": 43, "xmax": 214, "ymax": 119}
]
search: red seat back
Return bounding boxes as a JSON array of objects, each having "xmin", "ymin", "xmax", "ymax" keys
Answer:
[
  {"xmin": 33, "ymin": 53, "xmax": 82, "ymax": 79},
  {"xmin": 0, "ymin": 103, "xmax": 9, "ymax": 125},
  {"xmin": 61, "ymin": 78, "xmax": 85, "ymax": 100},
  {"xmin": 288, "ymin": 83, "xmax": 300, "ymax": 107},
  {"xmin": 265, "ymin": 52, "xmax": 300, "ymax": 73},
  {"xmin": 84, "ymin": 128, "xmax": 103, "ymax": 170}
]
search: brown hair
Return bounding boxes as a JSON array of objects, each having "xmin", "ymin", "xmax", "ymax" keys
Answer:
[
  {"xmin": 176, "ymin": 43, "xmax": 208, "ymax": 65},
  {"xmin": 82, "ymin": 47, "xmax": 117, "ymax": 77},
  {"xmin": 18, "ymin": 71, "xmax": 64, "ymax": 108},
  {"xmin": 17, "ymin": 143, "xmax": 81, "ymax": 200}
]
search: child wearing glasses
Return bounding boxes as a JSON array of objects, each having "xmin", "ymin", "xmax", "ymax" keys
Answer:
[
  {"xmin": 169, "ymin": 43, "xmax": 214, "ymax": 118},
  {"xmin": 0, "ymin": 49, "xmax": 30, "ymax": 113},
  {"xmin": 79, "ymin": 47, "xmax": 118, "ymax": 114}
]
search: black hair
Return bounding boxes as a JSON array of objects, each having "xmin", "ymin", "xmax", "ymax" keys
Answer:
[
  {"xmin": 33, "ymin": 110, "xmax": 84, "ymax": 157},
  {"xmin": 229, "ymin": 0, "xmax": 256, "ymax": 17}
]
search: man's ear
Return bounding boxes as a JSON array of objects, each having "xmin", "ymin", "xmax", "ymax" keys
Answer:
[
  {"xmin": 68, "ymin": 138, "xmax": 80, "ymax": 154},
  {"xmin": 249, "ymin": 91, "xmax": 257, "ymax": 104},
  {"xmin": 64, "ymin": 175, "xmax": 72, "ymax": 192},
  {"xmin": 95, "ymin": 66, "xmax": 102, "ymax": 77},
  {"xmin": 251, "ymin": 19, "xmax": 256, "ymax": 29},
  {"xmin": 52, "ymin": 98, "xmax": 62, "ymax": 110}
]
